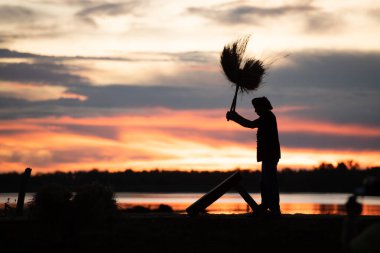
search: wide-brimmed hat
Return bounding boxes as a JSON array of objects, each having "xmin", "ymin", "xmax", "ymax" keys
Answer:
[{"xmin": 251, "ymin": 96, "xmax": 273, "ymax": 110}]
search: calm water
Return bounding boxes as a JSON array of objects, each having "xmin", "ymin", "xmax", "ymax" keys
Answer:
[{"xmin": 2, "ymin": 192, "xmax": 380, "ymax": 215}]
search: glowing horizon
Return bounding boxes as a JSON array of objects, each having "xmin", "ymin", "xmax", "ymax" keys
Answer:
[{"xmin": 0, "ymin": 1, "xmax": 379, "ymax": 173}]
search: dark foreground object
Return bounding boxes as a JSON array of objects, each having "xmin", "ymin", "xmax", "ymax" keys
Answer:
[
  {"xmin": 186, "ymin": 171, "xmax": 259, "ymax": 216},
  {"xmin": 16, "ymin": 168, "xmax": 32, "ymax": 216},
  {"xmin": 1, "ymin": 214, "xmax": 379, "ymax": 253}
]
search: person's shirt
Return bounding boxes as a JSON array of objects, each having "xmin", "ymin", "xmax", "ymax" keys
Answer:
[
  {"xmin": 230, "ymin": 110, "xmax": 281, "ymax": 162},
  {"xmin": 256, "ymin": 110, "xmax": 281, "ymax": 162}
]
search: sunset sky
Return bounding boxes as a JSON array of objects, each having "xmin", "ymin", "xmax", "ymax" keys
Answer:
[{"xmin": 1, "ymin": 0, "xmax": 379, "ymax": 173}]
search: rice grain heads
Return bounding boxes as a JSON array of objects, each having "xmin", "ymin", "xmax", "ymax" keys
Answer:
[{"xmin": 220, "ymin": 35, "xmax": 266, "ymax": 93}]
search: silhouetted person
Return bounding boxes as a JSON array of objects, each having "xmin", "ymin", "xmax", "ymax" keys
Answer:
[
  {"xmin": 341, "ymin": 191, "xmax": 363, "ymax": 252},
  {"xmin": 226, "ymin": 96, "xmax": 281, "ymax": 216}
]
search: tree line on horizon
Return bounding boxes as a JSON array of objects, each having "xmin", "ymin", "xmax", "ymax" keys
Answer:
[{"xmin": 0, "ymin": 161, "xmax": 379, "ymax": 194}]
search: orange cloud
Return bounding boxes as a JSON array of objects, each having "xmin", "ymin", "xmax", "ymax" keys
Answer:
[{"xmin": 0, "ymin": 108, "xmax": 379, "ymax": 173}]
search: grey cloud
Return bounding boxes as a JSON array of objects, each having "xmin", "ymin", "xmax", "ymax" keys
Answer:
[
  {"xmin": 187, "ymin": 4, "xmax": 316, "ymax": 25},
  {"xmin": 0, "ymin": 5, "xmax": 36, "ymax": 23},
  {"xmin": 250, "ymin": 51, "xmax": 380, "ymax": 126},
  {"xmin": 0, "ymin": 49, "xmax": 42, "ymax": 59},
  {"xmin": 0, "ymin": 49, "xmax": 379, "ymax": 129},
  {"xmin": 0, "ymin": 96, "xmax": 31, "ymax": 108},
  {"xmin": 0, "ymin": 28, "xmax": 63, "ymax": 45},
  {"xmin": 1, "ymin": 150, "xmax": 50, "ymax": 167},
  {"xmin": 188, "ymin": 3, "xmax": 344, "ymax": 34},
  {"xmin": 0, "ymin": 6, "xmax": 59, "ymax": 43},
  {"xmin": 305, "ymin": 13, "xmax": 344, "ymax": 33},
  {"xmin": 272, "ymin": 90, "xmax": 380, "ymax": 127},
  {"xmin": 0, "ymin": 48, "xmax": 217, "ymax": 64},
  {"xmin": 49, "ymin": 148, "xmax": 115, "ymax": 164},
  {"xmin": 76, "ymin": 2, "xmax": 141, "ymax": 26},
  {"xmin": 71, "ymin": 84, "xmax": 229, "ymax": 109},
  {"xmin": 0, "ymin": 83, "xmax": 231, "ymax": 119},
  {"xmin": 54, "ymin": 124, "xmax": 120, "ymax": 140},
  {"xmin": 0, "ymin": 129, "xmax": 29, "ymax": 135},
  {"xmin": 78, "ymin": 2, "xmax": 138, "ymax": 16},
  {"xmin": 0, "ymin": 97, "xmax": 86, "ymax": 119},
  {"xmin": 0, "ymin": 62, "xmax": 89, "ymax": 86},
  {"xmin": 0, "ymin": 48, "xmax": 135, "ymax": 62},
  {"xmin": 368, "ymin": 8, "xmax": 380, "ymax": 21},
  {"xmin": 0, "ymin": 33, "xmax": 30, "ymax": 44},
  {"xmin": 150, "ymin": 65, "xmax": 224, "ymax": 87},
  {"xmin": 268, "ymin": 51, "xmax": 380, "ymax": 89},
  {"xmin": 170, "ymin": 51, "xmax": 218, "ymax": 64}
]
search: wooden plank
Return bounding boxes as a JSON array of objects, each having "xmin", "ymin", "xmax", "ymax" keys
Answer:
[
  {"xmin": 186, "ymin": 171, "xmax": 241, "ymax": 216},
  {"xmin": 235, "ymin": 183, "xmax": 259, "ymax": 212}
]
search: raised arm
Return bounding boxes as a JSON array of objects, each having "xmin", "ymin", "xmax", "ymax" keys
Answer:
[{"xmin": 226, "ymin": 111, "xmax": 259, "ymax": 129}]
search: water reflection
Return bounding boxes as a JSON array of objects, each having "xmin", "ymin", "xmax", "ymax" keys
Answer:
[
  {"xmin": 117, "ymin": 202, "xmax": 380, "ymax": 215},
  {"xmin": 115, "ymin": 193, "xmax": 380, "ymax": 215},
  {"xmin": 1, "ymin": 192, "xmax": 379, "ymax": 215}
]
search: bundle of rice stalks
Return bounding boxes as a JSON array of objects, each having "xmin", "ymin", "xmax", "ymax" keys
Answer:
[{"xmin": 220, "ymin": 35, "xmax": 266, "ymax": 111}]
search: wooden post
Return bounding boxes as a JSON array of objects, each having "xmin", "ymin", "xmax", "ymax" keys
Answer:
[
  {"xmin": 16, "ymin": 168, "xmax": 32, "ymax": 216},
  {"xmin": 186, "ymin": 171, "xmax": 241, "ymax": 216}
]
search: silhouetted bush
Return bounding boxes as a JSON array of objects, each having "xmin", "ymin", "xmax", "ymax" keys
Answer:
[
  {"xmin": 29, "ymin": 183, "xmax": 118, "ymax": 226},
  {"xmin": 123, "ymin": 205, "xmax": 151, "ymax": 213},
  {"xmin": 71, "ymin": 183, "xmax": 118, "ymax": 224},
  {"xmin": 29, "ymin": 183, "xmax": 72, "ymax": 222},
  {"xmin": 122, "ymin": 204, "xmax": 174, "ymax": 213},
  {"xmin": 154, "ymin": 204, "xmax": 173, "ymax": 213}
]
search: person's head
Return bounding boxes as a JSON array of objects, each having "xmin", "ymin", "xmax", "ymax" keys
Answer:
[{"xmin": 252, "ymin": 96, "xmax": 273, "ymax": 116}]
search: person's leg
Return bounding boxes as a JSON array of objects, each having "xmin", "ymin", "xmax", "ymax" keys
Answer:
[
  {"xmin": 262, "ymin": 160, "xmax": 280, "ymax": 214},
  {"xmin": 260, "ymin": 161, "xmax": 270, "ymax": 210}
]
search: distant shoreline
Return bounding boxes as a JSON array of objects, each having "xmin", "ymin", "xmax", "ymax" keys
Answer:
[{"xmin": 1, "ymin": 167, "xmax": 379, "ymax": 194}]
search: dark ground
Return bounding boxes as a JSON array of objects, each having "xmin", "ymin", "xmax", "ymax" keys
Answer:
[{"xmin": 1, "ymin": 213, "xmax": 379, "ymax": 253}]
